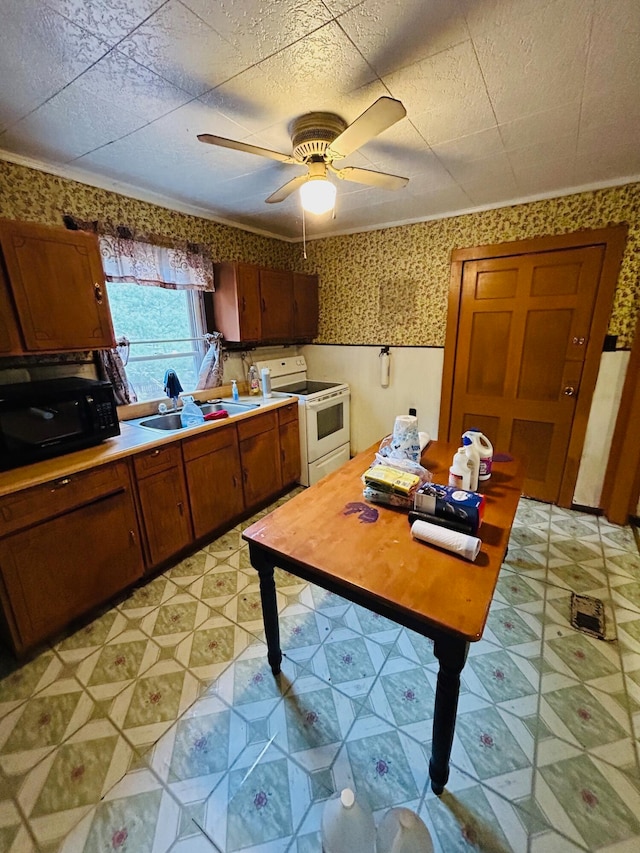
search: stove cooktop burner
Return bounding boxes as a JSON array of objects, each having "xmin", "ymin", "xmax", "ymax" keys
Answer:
[{"xmin": 276, "ymin": 380, "xmax": 343, "ymax": 396}]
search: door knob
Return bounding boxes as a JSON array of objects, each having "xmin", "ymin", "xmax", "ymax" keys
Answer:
[{"xmin": 563, "ymin": 386, "xmax": 576, "ymax": 397}]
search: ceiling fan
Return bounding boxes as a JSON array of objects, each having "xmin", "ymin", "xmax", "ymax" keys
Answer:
[{"xmin": 198, "ymin": 97, "xmax": 409, "ymax": 214}]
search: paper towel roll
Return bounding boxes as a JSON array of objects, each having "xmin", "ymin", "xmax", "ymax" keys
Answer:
[
  {"xmin": 411, "ymin": 519, "xmax": 481, "ymax": 562},
  {"xmin": 391, "ymin": 415, "xmax": 420, "ymax": 462}
]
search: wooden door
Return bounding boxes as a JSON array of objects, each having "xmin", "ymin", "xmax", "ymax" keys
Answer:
[
  {"xmin": 0, "ymin": 219, "xmax": 115, "ymax": 351},
  {"xmin": 293, "ymin": 273, "xmax": 319, "ymax": 339},
  {"xmin": 441, "ymin": 228, "xmax": 627, "ymax": 505},
  {"xmin": 0, "ymin": 258, "xmax": 23, "ymax": 354},
  {"xmin": 260, "ymin": 268, "xmax": 293, "ymax": 340}
]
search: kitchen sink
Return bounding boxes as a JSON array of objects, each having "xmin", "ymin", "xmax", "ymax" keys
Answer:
[{"xmin": 130, "ymin": 400, "xmax": 260, "ymax": 432}]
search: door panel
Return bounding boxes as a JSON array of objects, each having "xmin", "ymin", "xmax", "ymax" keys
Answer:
[{"xmin": 449, "ymin": 245, "xmax": 605, "ymax": 502}]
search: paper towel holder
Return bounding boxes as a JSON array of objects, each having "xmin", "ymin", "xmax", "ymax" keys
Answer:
[{"xmin": 379, "ymin": 346, "xmax": 390, "ymax": 388}]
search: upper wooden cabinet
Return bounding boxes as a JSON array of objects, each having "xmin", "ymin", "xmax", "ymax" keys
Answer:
[
  {"xmin": 0, "ymin": 218, "xmax": 116, "ymax": 353},
  {"xmin": 209, "ymin": 261, "xmax": 318, "ymax": 344}
]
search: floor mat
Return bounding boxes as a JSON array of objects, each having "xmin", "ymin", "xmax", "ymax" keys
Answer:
[{"xmin": 570, "ymin": 592, "xmax": 606, "ymax": 640}]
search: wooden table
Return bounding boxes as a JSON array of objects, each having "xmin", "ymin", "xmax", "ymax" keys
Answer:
[{"xmin": 243, "ymin": 440, "xmax": 524, "ymax": 794}]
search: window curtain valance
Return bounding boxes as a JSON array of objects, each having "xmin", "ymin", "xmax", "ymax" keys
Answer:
[{"xmin": 63, "ymin": 215, "xmax": 214, "ymax": 291}]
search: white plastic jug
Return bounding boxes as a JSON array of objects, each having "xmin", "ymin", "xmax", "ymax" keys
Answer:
[
  {"xmin": 462, "ymin": 429, "xmax": 493, "ymax": 481},
  {"xmin": 462, "ymin": 436, "xmax": 480, "ymax": 491},
  {"xmin": 321, "ymin": 788, "xmax": 375, "ymax": 853},
  {"xmin": 376, "ymin": 808, "xmax": 434, "ymax": 853}
]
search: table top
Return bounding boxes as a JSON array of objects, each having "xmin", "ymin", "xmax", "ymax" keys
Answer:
[{"xmin": 243, "ymin": 440, "xmax": 525, "ymax": 642}]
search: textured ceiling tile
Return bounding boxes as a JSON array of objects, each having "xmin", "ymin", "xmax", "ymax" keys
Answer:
[
  {"xmin": 498, "ymin": 101, "xmax": 581, "ymax": 151},
  {"xmin": 117, "ymin": 0, "xmax": 247, "ymax": 97},
  {"xmin": 0, "ymin": 0, "xmax": 108, "ymax": 132},
  {"xmin": 461, "ymin": 168, "xmax": 519, "ymax": 206},
  {"xmin": 573, "ymin": 145, "xmax": 640, "ymax": 185},
  {"xmin": 183, "ymin": 0, "xmax": 333, "ymax": 64},
  {"xmin": 385, "ymin": 41, "xmax": 496, "ymax": 146},
  {"xmin": 441, "ymin": 150, "xmax": 514, "ymax": 186},
  {"xmin": 469, "ymin": 0, "xmax": 592, "ymax": 124},
  {"xmin": 337, "ymin": 0, "xmax": 469, "ymax": 77},
  {"xmin": 431, "ymin": 127, "xmax": 505, "ymax": 169},
  {"xmin": 43, "ymin": 0, "xmax": 165, "ymax": 46},
  {"xmin": 512, "ymin": 156, "xmax": 576, "ymax": 197},
  {"xmin": 584, "ymin": 0, "xmax": 640, "ymax": 96},
  {"xmin": 352, "ymin": 120, "xmax": 435, "ymax": 178},
  {"xmin": 507, "ymin": 134, "xmax": 578, "ymax": 173}
]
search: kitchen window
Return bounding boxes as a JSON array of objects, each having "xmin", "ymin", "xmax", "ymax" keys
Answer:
[{"xmin": 100, "ymin": 234, "xmax": 214, "ymax": 402}]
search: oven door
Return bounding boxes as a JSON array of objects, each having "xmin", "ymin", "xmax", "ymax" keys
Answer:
[{"xmin": 304, "ymin": 388, "xmax": 350, "ymax": 463}]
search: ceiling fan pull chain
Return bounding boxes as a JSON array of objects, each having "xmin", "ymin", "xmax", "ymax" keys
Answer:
[{"xmin": 302, "ymin": 206, "xmax": 307, "ymax": 259}]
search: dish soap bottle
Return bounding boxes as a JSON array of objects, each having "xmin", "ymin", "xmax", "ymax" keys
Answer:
[
  {"xmin": 180, "ymin": 395, "xmax": 205, "ymax": 428},
  {"xmin": 248, "ymin": 365, "xmax": 260, "ymax": 395},
  {"xmin": 231, "ymin": 379, "xmax": 240, "ymax": 402}
]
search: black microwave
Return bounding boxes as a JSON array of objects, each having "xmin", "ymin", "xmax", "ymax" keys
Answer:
[{"xmin": 0, "ymin": 377, "xmax": 120, "ymax": 471}]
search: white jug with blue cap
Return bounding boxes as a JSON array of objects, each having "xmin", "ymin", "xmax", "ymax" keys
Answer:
[{"xmin": 462, "ymin": 428, "xmax": 493, "ymax": 481}]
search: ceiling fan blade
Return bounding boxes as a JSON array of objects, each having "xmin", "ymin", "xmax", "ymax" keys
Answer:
[
  {"xmin": 327, "ymin": 97, "xmax": 406, "ymax": 159},
  {"xmin": 197, "ymin": 133, "xmax": 296, "ymax": 164},
  {"xmin": 332, "ymin": 165, "xmax": 409, "ymax": 190},
  {"xmin": 265, "ymin": 174, "xmax": 308, "ymax": 204}
]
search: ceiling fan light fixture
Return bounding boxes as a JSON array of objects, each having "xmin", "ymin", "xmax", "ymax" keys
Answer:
[{"xmin": 300, "ymin": 176, "xmax": 336, "ymax": 215}]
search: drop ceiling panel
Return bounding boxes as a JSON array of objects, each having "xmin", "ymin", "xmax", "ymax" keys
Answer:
[{"xmin": 0, "ymin": 0, "xmax": 638, "ymax": 239}]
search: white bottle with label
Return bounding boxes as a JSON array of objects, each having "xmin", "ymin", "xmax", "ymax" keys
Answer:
[
  {"xmin": 321, "ymin": 788, "xmax": 375, "ymax": 853},
  {"xmin": 463, "ymin": 436, "xmax": 480, "ymax": 491},
  {"xmin": 462, "ymin": 429, "xmax": 493, "ymax": 481},
  {"xmin": 449, "ymin": 446, "xmax": 471, "ymax": 490}
]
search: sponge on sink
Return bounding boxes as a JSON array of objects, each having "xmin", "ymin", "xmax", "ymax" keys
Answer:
[{"xmin": 204, "ymin": 410, "xmax": 229, "ymax": 421}]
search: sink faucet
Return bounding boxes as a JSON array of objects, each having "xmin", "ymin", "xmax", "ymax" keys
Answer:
[{"xmin": 163, "ymin": 369, "xmax": 183, "ymax": 412}]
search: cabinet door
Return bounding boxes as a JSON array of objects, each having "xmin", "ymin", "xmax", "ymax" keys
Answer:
[
  {"xmin": 293, "ymin": 273, "xmax": 319, "ymax": 339},
  {"xmin": 279, "ymin": 419, "xmax": 301, "ymax": 486},
  {"xmin": 0, "ymin": 490, "xmax": 143, "ymax": 653},
  {"xmin": 185, "ymin": 437, "xmax": 245, "ymax": 539},
  {"xmin": 136, "ymin": 466, "xmax": 193, "ymax": 567},
  {"xmin": 211, "ymin": 262, "xmax": 261, "ymax": 342},
  {"xmin": 259, "ymin": 268, "xmax": 293, "ymax": 340},
  {"xmin": 0, "ymin": 259, "xmax": 23, "ymax": 354},
  {"xmin": 240, "ymin": 429, "xmax": 282, "ymax": 508},
  {"xmin": 0, "ymin": 220, "xmax": 115, "ymax": 352}
]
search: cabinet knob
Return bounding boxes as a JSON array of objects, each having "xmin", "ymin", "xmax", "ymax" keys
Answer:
[
  {"xmin": 94, "ymin": 282, "xmax": 104, "ymax": 304},
  {"xmin": 129, "ymin": 529, "xmax": 137, "ymax": 544},
  {"xmin": 151, "ymin": 449, "xmax": 161, "ymax": 457},
  {"xmin": 177, "ymin": 501, "xmax": 184, "ymax": 515},
  {"xmin": 563, "ymin": 385, "xmax": 577, "ymax": 397},
  {"xmin": 51, "ymin": 477, "xmax": 72, "ymax": 491}
]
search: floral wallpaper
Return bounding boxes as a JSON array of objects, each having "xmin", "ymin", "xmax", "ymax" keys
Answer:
[
  {"xmin": 301, "ymin": 182, "xmax": 640, "ymax": 349},
  {"xmin": 1, "ymin": 160, "xmax": 638, "ymax": 348}
]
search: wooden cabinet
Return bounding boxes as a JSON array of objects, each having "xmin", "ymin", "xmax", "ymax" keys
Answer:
[
  {"xmin": 293, "ymin": 272, "xmax": 319, "ymax": 340},
  {"xmin": 278, "ymin": 402, "xmax": 301, "ymax": 486},
  {"xmin": 0, "ymin": 258, "xmax": 22, "ymax": 355},
  {"xmin": 237, "ymin": 411, "xmax": 282, "ymax": 509},
  {"xmin": 183, "ymin": 423, "xmax": 244, "ymax": 538},
  {"xmin": 209, "ymin": 262, "xmax": 317, "ymax": 343},
  {"xmin": 259, "ymin": 268, "xmax": 293, "ymax": 340},
  {"xmin": 0, "ymin": 218, "xmax": 115, "ymax": 353},
  {"xmin": 133, "ymin": 445, "xmax": 193, "ymax": 568},
  {"xmin": 0, "ymin": 462, "xmax": 143, "ymax": 656}
]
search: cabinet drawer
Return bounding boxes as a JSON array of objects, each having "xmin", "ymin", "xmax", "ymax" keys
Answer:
[
  {"xmin": 0, "ymin": 461, "xmax": 130, "ymax": 537},
  {"xmin": 133, "ymin": 443, "xmax": 182, "ymax": 479},
  {"xmin": 278, "ymin": 402, "xmax": 298, "ymax": 425},
  {"xmin": 237, "ymin": 410, "xmax": 277, "ymax": 442},
  {"xmin": 182, "ymin": 423, "xmax": 237, "ymax": 463}
]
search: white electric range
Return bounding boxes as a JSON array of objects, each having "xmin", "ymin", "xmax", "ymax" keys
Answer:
[{"xmin": 255, "ymin": 356, "xmax": 350, "ymax": 486}]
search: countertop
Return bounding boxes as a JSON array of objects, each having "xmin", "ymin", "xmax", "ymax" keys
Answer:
[{"xmin": 0, "ymin": 393, "xmax": 296, "ymax": 498}]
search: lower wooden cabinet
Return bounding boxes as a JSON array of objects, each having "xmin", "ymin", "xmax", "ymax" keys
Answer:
[
  {"xmin": 133, "ymin": 445, "xmax": 193, "ymax": 567},
  {"xmin": 183, "ymin": 423, "xmax": 244, "ymax": 538},
  {"xmin": 278, "ymin": 402, "xmax": 301, "ymax": 486},
  {"xmin": 237, "ymin": 411, "xmax": 282, "ymax": 509},
  {"xmin": 0, "ymin": 462, "xmax": 143, "ymax": 655}
]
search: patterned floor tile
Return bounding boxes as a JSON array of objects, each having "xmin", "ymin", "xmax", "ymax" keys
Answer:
[
  {"xmin": 186, "ymin": 560, "xmax": 251, "ymax": 611},
  {"xmin": 602, "ymin": 543, "xmax": 640, "ymax": 581},
  {"xmin": 0, "ymin": 778, "xmax": 37, "ymax": 853},
  {"xmin": 501, "ymin": 545, "xmax": 548, "ymax": 582},
  {"xmin": 116, "ymin": 574, "xmax": 181, "ymax": 620},
  {"xmin": 465, "ymin": 645, "xmax": 540, "ymax": 715},
  {"xmin": 17, "ymin": 718, "xmax": 134, "ymax": 847},
  {"xmin": 172, "ymin": 613, "xmax": 255, "ymax": 684},
  {"xmin": 269, "ymin": 671, "xmax": 356, "ymax": 773},
  {"xmin": 59, "ymin": 767, "xmax": 181, "ymax": 853},
  {"xmin": 366, "ymin": 653, "xmax": 436, "ymax": 743},
  {"xmin": 165, "ymin": 550, "xmax": 215, "ymax": 586},
  {"xmin": 309, "ymin": 626, "xmax": 391, "ymax": 700},
  {"xmin": 204, "ymin": 528, "xmax": 245, "ymax": 559},
  {"xmin": 546, "ymin": 560, "xmax": 611, "ymax": 596},
  {"xmin": 0, "ymin": 676, "xmax": 95, "ymax": 777},
  {"xmin": 299, "ymin": 583, "xmax": 352, "ymax": 620},
  {"xmin": 331, "ymin": 710, "xmax": 430, "ymax": 813},
  {"xmin": 52, "ymin": 608, "xmax": 134, "ymax": 665},
  {"xmin": 220, "ymin": 582, "xmax": 287, "ymax": 638},
  {"xmin": 609, "ymin": 574, "xmax": 640, "ymax": 615},
  {"xmin": 483, "ymin": 600, "xmax": 544, "ymax": 658},
  {"xmin": 139, "ymin": 595, "xmax": 211, "ymax": 649},
  {"xmin": 74, "ymin": 629, "xmax": 162, "ymax": 701},
  {"xmin": 201, "ymin": 740, "xmax": 314, "ymax": 852},
  {"xmin": 0, "ymin": 648, "xmax": 64, "ymax": 721},
  {"xmin": 143, "ymin": 692, "xmax": 247, "ymax": 808},
  {"xmin": 342, "ymin": 604, "xmax": 402, "ymax": 645},
  {"xmin": 107, "ymin": 659, "xmax": 200, "ymax": 750}
]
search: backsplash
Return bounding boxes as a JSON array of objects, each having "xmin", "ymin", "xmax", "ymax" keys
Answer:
[{"xmin": 1, "ymin": 160, "xmax": 638, "ymax": 348}]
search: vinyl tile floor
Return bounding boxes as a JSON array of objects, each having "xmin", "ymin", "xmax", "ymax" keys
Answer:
[{"xmin": 1, "ymin": 490, "xmax": 640, "ymax": 852}]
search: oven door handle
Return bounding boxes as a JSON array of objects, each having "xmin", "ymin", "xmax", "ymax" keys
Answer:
[{"xmin": 305, "ymin": 391, "xmax": 349, "ymax": 410}]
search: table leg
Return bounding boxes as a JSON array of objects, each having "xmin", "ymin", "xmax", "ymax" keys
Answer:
[
  {"xmin": 429, "ymin": 634, "xmax": 469, "ymax": 795},
  {"xmin": 249, "ymin": 544, "xmax": 282, "ymax": 675}
]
